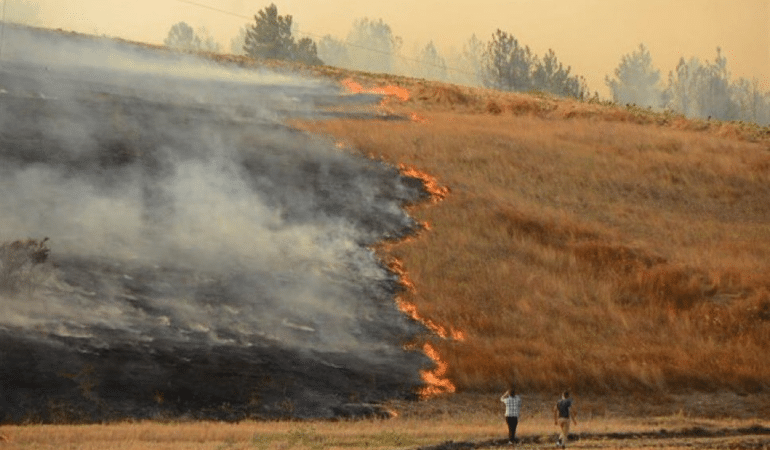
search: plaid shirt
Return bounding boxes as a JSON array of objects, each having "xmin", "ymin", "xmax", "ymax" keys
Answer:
[{"xmin": 501, "ymin": 394, "xmax": 521, "ymax": 417}]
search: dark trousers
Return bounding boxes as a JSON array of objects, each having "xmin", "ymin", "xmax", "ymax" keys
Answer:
[{"xmin": 506, "ymin": 416, "xmax": 519, "ymax": 441}]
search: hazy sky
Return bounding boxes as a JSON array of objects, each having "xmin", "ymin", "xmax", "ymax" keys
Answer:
[{"xmin": 6, "ymin": 0, "xmax": 770, "ymax": 95}]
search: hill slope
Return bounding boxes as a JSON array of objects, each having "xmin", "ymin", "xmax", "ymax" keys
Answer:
[
  {"xmin": 298, "ymin": 74, "xmax": 770, "ymax": 395},
  {"xmin": 5, "ymin": 24, "xmax": 770, "ymax": 402}
]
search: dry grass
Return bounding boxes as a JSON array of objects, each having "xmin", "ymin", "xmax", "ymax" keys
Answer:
[
  {"xmin": 296, "ymin": 77, "xmax": 770, "ymax": 395},
  {"xmin": 0, "ymin": 404, "xmax": 766, "ymax": 450}
]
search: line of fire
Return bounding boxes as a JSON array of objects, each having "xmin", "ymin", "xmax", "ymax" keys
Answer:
[{"xmin": 342, "ymin": 78, "xmax": 461, "ymax": 398}]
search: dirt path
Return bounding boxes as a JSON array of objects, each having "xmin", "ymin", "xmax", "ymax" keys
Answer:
[{"xmin": 412, "ymin": 425, "xmax": 770, "ymax": 449}]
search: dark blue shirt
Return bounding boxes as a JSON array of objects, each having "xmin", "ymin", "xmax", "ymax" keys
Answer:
[{"xmin": 556, "ymin": 398, "xmax": 572, "ymax": 418}]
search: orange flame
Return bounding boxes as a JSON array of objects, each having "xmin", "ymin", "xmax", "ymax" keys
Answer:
[
  {"xmin": 342, "ymin": 78, "xmax": 410, "ymax": 102},
  {"xmin": 419, "ymin": 343, "xmax": 456, "ymax": 397},
  {"xmin": 398, "ymin": 163, "xmax": 449, "ymax": 203},
  {"xmin": 375, "ymin": 165, "xmax": 457, "ymax": 398},
  {"xmin": 385, "ymin": 255, "xmax": 462, "ymax": 397},
  {"xmin": 409, "ymin": 112, "xmax": 428, "ymax": 123}
]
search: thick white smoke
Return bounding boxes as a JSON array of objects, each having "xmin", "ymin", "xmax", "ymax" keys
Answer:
[{"xmin": 0, "ymin": 24, "xmax": 427, "ymax": 366}]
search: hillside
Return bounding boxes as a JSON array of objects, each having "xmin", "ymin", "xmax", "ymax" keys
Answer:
[
  {"xmin": 2, "ymin": 24, "xmax": 770, "ymax": 423},
  {"xmin": 296, "ymin": 70, "xmax": 770, "ymax": 396}
]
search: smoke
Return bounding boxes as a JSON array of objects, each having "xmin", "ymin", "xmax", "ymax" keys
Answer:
[{"xmin": 0, "ymin": 24, "xmax": 430, "ymax": 421}]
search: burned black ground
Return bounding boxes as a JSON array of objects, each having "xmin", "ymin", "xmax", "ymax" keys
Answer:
[{"xmin": 0, "ymin": 25, "xmax": 434, "ymax": 423}]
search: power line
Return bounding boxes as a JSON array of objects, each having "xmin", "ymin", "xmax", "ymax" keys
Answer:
[
  {"xmin": 170, "ymin": 0, "xmax": 479, "ymax": 80},
  {"xmin": 0, "ymin": 0, "xmax": 7, "ymax": 63},
  {"xmin": 175, "ymin": 0, "xmax": 250, "ymax": 20}
]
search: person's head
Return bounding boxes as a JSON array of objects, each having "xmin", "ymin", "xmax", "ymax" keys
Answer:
[
  {"xmin": 509, "ymin": 386, "xmax": 516, "ymax": 395},
  {"xmin": 562, "ymin": 391, "xmax": 570, "ymax": 399}
]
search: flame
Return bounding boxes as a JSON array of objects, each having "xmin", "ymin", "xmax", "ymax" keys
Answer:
[
  {"xmin": 384, "ymin": 254, "xmax": 462, "ymax": 398},
  {"xmin": 409, "ymin": 112, "xmax": 428, "ymax": 123},
  {"xmin": 419, "ymin": 343, "xmax": 456, "ymax": 397},
  {"xmin": 398, "ymin": 163, "xmax": 449, "ymax": 203},
  {"xmin": 375, "ymin": 165, "xmax": 457, "ymax": 398},
  {"xmin": 342, "ymin": 78, "xmax": 410, "ymax": 102}
]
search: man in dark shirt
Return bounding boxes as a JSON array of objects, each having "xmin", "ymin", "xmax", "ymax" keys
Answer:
[{"xmin": 553, "ymin": 391, "xmax": 577, "ymax": 448}]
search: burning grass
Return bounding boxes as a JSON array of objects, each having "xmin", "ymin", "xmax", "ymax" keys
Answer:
[{"xmin": 297, "ymin": 79, "xmax": 770, "ymax": 396}]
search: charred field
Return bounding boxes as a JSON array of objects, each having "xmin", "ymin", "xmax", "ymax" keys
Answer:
[{"xmin": 0, "ymin": 24, "xmax": 439, "ymax": 423}]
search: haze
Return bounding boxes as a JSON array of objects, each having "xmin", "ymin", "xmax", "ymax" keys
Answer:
[{"xmin": 4, "ymin": 0, "xmax": 769, "ymax": 96}]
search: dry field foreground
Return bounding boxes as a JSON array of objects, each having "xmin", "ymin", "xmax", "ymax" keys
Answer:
[{"xmin": 1, "ymin": 396, "xmax": 768, "ymax": 449}]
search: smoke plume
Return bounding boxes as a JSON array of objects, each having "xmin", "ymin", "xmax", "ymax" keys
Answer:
[{"xmin": 0, "ymin": 24, "xmax": 431, "ymax": 422}]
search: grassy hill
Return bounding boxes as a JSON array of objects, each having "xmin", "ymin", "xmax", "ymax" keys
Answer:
[
  {"xmin": 295, "ymin": 72, "xmax": 770, "ymax": 396},
  {"xmin": 6, "ymin": 24, "xmax": 770, "ymax": 399}
]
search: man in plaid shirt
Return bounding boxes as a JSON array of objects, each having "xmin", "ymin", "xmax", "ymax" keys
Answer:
[{"xmin": 500, "ymin": 386, "xmax": 521, "ymax": 444}]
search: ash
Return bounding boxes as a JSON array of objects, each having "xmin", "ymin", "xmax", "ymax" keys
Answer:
[{"xmin": 0, "ymin": 24, "xmax": 432, "ymax": 422}]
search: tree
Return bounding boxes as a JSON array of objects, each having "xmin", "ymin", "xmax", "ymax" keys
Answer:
[
  {"xmin": 665, "ymin": 48, "xmax": 738, "ymax": 121},
  {"xmin": 482, "ymin": 29, "xmax": 534, "ymax": 92},
  {"xmin": 457, "ymin": 34, "xmax": 485, "ymax": 87},
  {"xmin": 196, "ymin": 26, "xmax": 220, "ymax": 53},
  {"xmin": 666, "ymin": 56, "xmax": 699, "ymax": 117},
  {"xmin": 293, "ymin": 37, "xmax": 323, "ymax": 65},
  {"xmin": 732, "ymin": 77, "xmax": 770, "ymax": 125},
  {"xmin": 243, "ymin": 3, "xmax": 321, "ymax": 64},
  {"xmin": 318, "ymin": 35, "xmax": 349, "ymax": 68},
  {"xmin": 229, "ymin": 25, "xmax": 248, "ymax": 55},
  {"xmin": 605, "ymin": 43, "xmax": 663, "ymax": 108},
  {"xmin": 244, "ymin": 3, "xmax": 294, "ymax": 60},
  {"xmin": 415, "ymin": 41, "xmax": 447, "ymax": 81},
  {"xmin": 696, "ymin": 47, "xmax": 737, "ymax": 120},
  {"xmin": 532, "ymin": 48, "xmax": 585, "ymax": 98},
  {"xmin": 164, "ymin": 22, "xmax": 202, "ymax": 52},
  {"xmin": 345, "ymin": 18, "xmax": 401, "ymax": 74}
]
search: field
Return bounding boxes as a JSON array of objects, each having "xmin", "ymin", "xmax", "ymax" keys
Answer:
[
  {"xmin": 297, "ymin": 74, "xmax": 770, "ymax": 395},
  {"xmin": 2, "ymin": 27, "xmax": 770, "ymax": 448},
  {"xmin": 1, "ymin": 393, "xmax": 769, "ymax": 448}
]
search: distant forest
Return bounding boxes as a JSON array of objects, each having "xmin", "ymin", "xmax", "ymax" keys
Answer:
[{"xmin": 164, "ymin": 3, "xmax": 770, "ymax": 126}]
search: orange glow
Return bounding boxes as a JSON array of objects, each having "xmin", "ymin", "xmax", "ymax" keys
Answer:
[
  {"xmin": 342, "ymin": 78, "xmax": 410, "ymax": 102},
  {"xmin": 375, "ymin": 164, "xmax": 457, "ymax": 398},
  {"xmin": 398, "ymin": 163, "xmax": 449, "ymax": 203},
  {"xmin": 385, "ymin": 255, "xmax": 462, "ymax": 397},
  {"xmin": 419, "ymin": 343, "xmax": 456, "ymax": 397},
  {"xmin": 409, "ymin": 112, "xmax": 428, "ymax": 123}
]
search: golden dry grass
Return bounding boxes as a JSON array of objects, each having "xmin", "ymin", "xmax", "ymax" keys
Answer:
[
  {"xmin": 0, "ymin": 405, "xmax": 766, "ymax": 450},
  {"xmin": 296, "ymin": 77, "xmax": 770, "ymax": 395}
]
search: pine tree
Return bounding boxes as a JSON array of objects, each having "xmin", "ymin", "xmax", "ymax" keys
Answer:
[
  {"xmin": 244, "ymin": 4, "xmax": 294, "ymax": 60},
  {"xmin": 482, "ymin": 29, "xmax": 534, "ymax": 92},
  {"xmin": 605, "ymin": 43, "xmax": 663, "ymax": 108}
]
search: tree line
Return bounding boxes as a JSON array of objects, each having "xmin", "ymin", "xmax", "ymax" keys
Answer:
[
  {"xmin": 162, "ymin": 3, "xmax": 586, "ymax": 99},
  {"xmin": 605, "ymin": 44, "xmax": 770, "ymax": 125},
  {"xmin": 163, "ymin": 4, "xmax": 770, "ymax": 125}
]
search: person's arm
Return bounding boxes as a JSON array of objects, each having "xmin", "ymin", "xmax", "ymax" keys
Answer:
[
  {"xmin": 571, "ymin": 406, "xmax": 578, "ymax": 425},
  {"xmin": 501, "ymin": 390, "xmax": 510, "ymax": 401}
]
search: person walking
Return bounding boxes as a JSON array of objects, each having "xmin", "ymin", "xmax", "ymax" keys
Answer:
[
  {"xmin": 500, "ymin": 386, "xmax": 521, "ymax": 444},
  {"xmin": 553, "ymin": 391, "xmax": 577, "ymax": 448}
]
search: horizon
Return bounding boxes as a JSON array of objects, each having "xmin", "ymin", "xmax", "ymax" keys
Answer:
[{"xmin": 2, "ymin": 0, "xmax": 769, "ymax": 96}]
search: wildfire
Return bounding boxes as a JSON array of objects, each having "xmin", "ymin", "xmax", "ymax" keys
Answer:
[
  {"xmin": 342, "ymin": 77, "xmax": 410, "ymax": 102},
  {"xmin": 398, "ymin": 163, "xmax": 449, "ymax": 203},
  {"xmin": 383, "ymin": 254, "xmax": 463, "ymax": 397},
  {"xmin": 419, "ymin": 343, "xmax": 456, "ymax": 397}
]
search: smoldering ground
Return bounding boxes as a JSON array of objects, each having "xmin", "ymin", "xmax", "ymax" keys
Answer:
[{"xmin": 0, "ymin": 24, "xmax": 433, "ymax": 422}]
